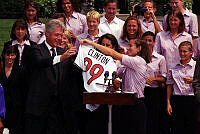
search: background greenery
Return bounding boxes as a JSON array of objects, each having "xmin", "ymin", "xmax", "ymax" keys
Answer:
[
  {"xmin": 0, "ymin": 0, "xmax": 194, "ymax": 19},
  {"xmin": 0, "ymin": 0, "xmax": 198, "ymax": 54},
  {"xmin": 0, "ymin": 19, "xmax": 15, "ymax": 52}
]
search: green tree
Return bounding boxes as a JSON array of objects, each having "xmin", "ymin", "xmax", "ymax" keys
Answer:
[
  {"xmin": 35, "ymin": 0, "xmax": 57, "ymax": 18},
  {"xmin": 0, "ymin": 0, "xmax": 25, "ymax": 19},
  {"xmin": 184, "ymin": 0, "xmax": 193, "ymax": 10}
]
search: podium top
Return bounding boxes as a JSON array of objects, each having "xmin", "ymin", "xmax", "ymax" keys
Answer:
[{"xmin": 83, "ymin": 92, "xmax": 137, "ymax": 105}]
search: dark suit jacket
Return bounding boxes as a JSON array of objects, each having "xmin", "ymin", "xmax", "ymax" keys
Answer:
[
  {"xmin": 25, "ymin": 42, "xmax": 65, "ymax": 116},
  {"xmin": 58, "ymin": 55, "xmax": 86, "ymax": 134},
  {"xmin": 193, "ymin": 55, "xmax": 200, "ymax": 103},
  {"xmin": 59, "ymin": 55, "xmax": 85, "ymax": 111},
  {"xmin": 3, "ymin": 40, "xmax": 37, "ymax": 67}
]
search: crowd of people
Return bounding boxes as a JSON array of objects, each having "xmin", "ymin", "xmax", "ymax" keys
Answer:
[{"xmin": 0, "ymin": 0, "xmax": 200, "ymax": 134}]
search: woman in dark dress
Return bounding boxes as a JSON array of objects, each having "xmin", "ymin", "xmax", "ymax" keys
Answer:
[
  {"xmin": 0, "ymin": 84, "xmax": 5, "ymax": 134},
  {"xmin": 3, "ymin": 19, "xmax": 36, "ymax": 67},
  {"xmin": 0, "ymin": 45, "xmax": 27, "ymax": 134}
]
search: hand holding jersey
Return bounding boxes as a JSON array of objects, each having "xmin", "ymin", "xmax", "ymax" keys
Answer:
[
  {"xmin": 75, "ymin": 45, "xmax": 117, "ymax": 111},
  {"xmin": 60, "ymin": 46, "xmax": 76, "ymax": 61},
  {"xmin": 74, "ymin": 45, "xmax": 117, "ymax": 92}
]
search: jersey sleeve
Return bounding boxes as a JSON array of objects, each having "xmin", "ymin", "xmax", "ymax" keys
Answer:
[{"xmin": 74, "ymin": 45, "xmax": 84, "ymax": 70}]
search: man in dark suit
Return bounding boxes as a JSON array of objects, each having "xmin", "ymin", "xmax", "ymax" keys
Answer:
[
  {"xmin": 193, "ymin": 55, "xmax": 200, "ymax": 134},
  {"xmin": 24, "ymin": 19, "xmax": 78, "ymax": 134}
]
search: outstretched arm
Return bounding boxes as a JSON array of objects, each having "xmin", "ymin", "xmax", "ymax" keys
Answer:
[{"xmin": 80, "ymin": 39, "xmax": 123, "ymax": 61}]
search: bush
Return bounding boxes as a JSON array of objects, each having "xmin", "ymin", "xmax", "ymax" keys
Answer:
[{"xmin": 0, "ymin": 0, "xmax": 25, "ymax": 19}]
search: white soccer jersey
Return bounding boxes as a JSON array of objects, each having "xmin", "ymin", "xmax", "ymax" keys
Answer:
[{"xmin": 75, "ymin": 45, "xmax": 117, "ymax": 92}]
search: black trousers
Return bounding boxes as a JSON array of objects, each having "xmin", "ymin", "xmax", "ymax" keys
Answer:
[
  {"xmin": 171, "ymin": 95, "xmax": 195, "ymax": 134},
  {"xmin": 195, "ymin": 103, "xmax": 200, "ymax": 134},
  {"xmin": 24, "ymin": 96, "xmax": 64, "ymax": 134},
  {"xmin": 112, "ymin": 99, "xmax": 147, "ymax": 134},
  {"xmin": 85, "ymin": 105, "xmax": 108, "ymax": 134},
  {"xmin": 159, "ymin": 85, "xmax": 172, "ymax": 134},
  {"xmin": 62, "ymin": 108, "xmax": 88, "ymax": 134},
  {"xmin": 144, "ymin": 86, "xmax": 161, "ymax": 134}
]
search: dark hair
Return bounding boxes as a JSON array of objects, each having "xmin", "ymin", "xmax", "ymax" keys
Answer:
[
  {"xmin": 24, "ymin": 0, "xmax": 41, "ymax": 23},
  {"xmin": 143, "ymin": 0, "xmax": 156, "ymax": 8},
  {"xmin": 142, "ymin": 31, "xmax": 155, "ymax": 41},
  {"xmin": 104, "ymin": 0, "xmax": 118, "ymax": 7},
  {"xmin": 98, "ymin": 33, "xmax": 119, "ymax": 52},
  {"xmin": 121, "ymin": 16, "xmax": 143, "ymax": 40},
  {"xmin": 51, "ymin": 13, "xmax": 66, "ymax": 24},
  {"xmin": 52, "ymin": 13, "xmax": 66, "ymax": 20},
  {"xmin": 10, "ymin": 19, "xmax": 29, "ymax": 40},
  {"xmin": 56, "ymin": 0, "xmax": 80, "ymax": 13},
  {"xmin": 134, "ymin": 38, "xmax": 151, "ymax": 63},
  {"xmin": 2, "ymin": 45, "xmax": 17, "ymax": 56},
  {"xmin": 0, "ymin": 45, "xmax": 17, "ymax": 74},
  {"xmin": 165, "ymin": 10, "xmax": 185, "ymax": 33},
  {"xmin": 1, "ymin": 45, "xmax": 17, "ymax": 66},
  {"xmin": 178, "ymin": 41, "xmax": 193, "ymax": 52}
]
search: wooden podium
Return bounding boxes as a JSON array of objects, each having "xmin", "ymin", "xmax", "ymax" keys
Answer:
[{"xmin": 83, "ymin": 92, "xmax": 137, "ymax": 134}]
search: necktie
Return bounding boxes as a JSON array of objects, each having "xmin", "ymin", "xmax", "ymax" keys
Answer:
[
  {"xmin": 51, "ymin": 48, "xmax": 56, "ymax": 58},
  {"xmin": 51, "ymin": 48, "xmax": 58, "ymax": 96}
]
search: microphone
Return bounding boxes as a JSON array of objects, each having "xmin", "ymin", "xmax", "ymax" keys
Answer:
[
  {"xmin": 104, "ymin": 71, "xmax": 109, "ymax": 83},
  {"xmin": 112, "ymin": 71, "xmax": 117, "ymax": 84}
]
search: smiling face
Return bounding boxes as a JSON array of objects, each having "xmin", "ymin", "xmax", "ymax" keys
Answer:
[
  {"xmin": 179, "ymin": 45, "xmax": 192, "ymax": 63},
  {"xmin": 104, "ymin": 2, "xmax": 117, "ymax": 19},
  {"xmin": 170, "ymin": 0, "xmax": 184, "ymax": 11},
  {"xmin": 143, "ymin": 2, "xmax": 155, "ymax": 20},
  {"xmin": 101, "ymin": 38, "xmax": 114, "ymax": 49},
  {"xmin": 46, "ymin": 27, "xmax": 63, "ymax": 48},
  {"xmin": 143, "ymin": 35, "xmax": 155, "ymax": 50},
  {"xmin": 87, "ymin": 17, "xmax": 100, "ymax": 31},
  {"xmin": 62, "ymin": 0, "xmax": 73, "ymax": 14},
  {"xmin": 26, "ymin": 6, "xmax": 37, "ymax": 21},
  {"xmin": 168, "ymin": 15, "xmax": 181, "ymax": 30},
  {"xmin": 4, "ymin": 53, "xmax": 16, "ymax": 66},
  {"xmin": 61, "ymin": 34, "xmax": 70, "ymax": 49},
  {"xmin": 126, "ymin": 19, "xmax": 138, "ymax": 37},
  {"xmin": 126, "ymin": 39, "xmax": 141, "ymax": 56},
  {"xmin": 14, "ymin": 26, "xmax": 27, "ymax": 41}
]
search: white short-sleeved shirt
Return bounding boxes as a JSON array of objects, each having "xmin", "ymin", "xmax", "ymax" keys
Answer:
[
  {"xmin": 166, "ymin": 59, "xmax": 196, "ymax": 96},
  {"xmin": 98, "ymin": 16, "xmax": 124, "ymax": 41},
  {"xmin": 74, "ymin": 45, "xmax": 117, "ymax": 92}
]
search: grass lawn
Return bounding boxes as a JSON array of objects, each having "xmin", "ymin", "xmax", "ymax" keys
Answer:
[
  {"xmin": 0, "ymin": 19, "xmax": 16, "ymax": 53},
  {"xmin": 0, "ymin": 19, "xmax": 48, "ymax": 54}
]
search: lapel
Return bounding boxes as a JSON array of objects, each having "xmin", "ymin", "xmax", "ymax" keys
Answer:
[
  {"xmin": 56, "ymin": 47, "xmax": 65, "ymax": 55},
  {"xmin": 41, "ymin": 42, "xmax": 51, "ymax": 58},
  {"xmin": 41, "ymin": 42, "xmax": 60, "ymax": 81}
]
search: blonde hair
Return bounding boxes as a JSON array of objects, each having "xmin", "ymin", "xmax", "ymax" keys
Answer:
[
  {"xmin": 61, "ymin": 30, "xmax": 73, "ymax": 50},
  {"xmin": 63, "ymin": 30, "xmax": 72, "ymax": 43},
  {"xmin": 86, "ymin": 10, "xmax": 101, "ymax": 22}
]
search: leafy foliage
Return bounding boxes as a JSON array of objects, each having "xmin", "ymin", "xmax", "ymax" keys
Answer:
[
  {"xmin": 0, "ymin": 0, "xmax": 25, "ymax": 19},
  {"xmin": 184, "ymin": 0, "xmax": 193, "ymax": 10},
  {"xmin": 35, "ymin": 0, "xmax": 57, "ymax": 18}
]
